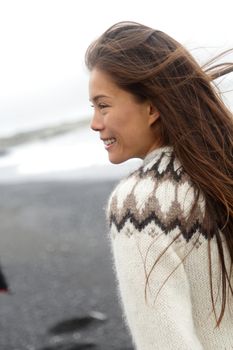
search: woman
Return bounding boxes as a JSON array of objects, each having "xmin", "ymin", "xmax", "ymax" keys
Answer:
[{"xmin": 85, "ymin": 21, "xmax": 233, "ymax": 349}]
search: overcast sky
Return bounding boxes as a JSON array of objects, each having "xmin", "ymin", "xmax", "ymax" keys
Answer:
[{"xmin": 0, "ymin": 0, "xmax": 233, "ymax": 135}]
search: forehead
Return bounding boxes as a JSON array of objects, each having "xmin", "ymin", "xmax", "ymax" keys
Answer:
[{"xmin": 89, "ymin": 68, "xmax": 119, "ymax": 99}]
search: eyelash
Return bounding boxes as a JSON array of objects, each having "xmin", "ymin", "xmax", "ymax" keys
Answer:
[
  {"xmin": 99, "ymin": 104, "xmax": 108, "ymax": 109},
  {"xmin": 91, "ymin": 103, "xmax": 109, "ymax": 110}
]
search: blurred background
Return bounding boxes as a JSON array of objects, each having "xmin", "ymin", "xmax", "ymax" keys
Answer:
[
  {"xmin": 0, "ymin": 0, "xmax": 232, "ymax": 349},
  {"xmin": 0, "ymin": 0, "xmax": 233, "ymax": 181}
]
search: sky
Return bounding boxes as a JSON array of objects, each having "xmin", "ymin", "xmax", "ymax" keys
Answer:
[{"xmin": 0, "ymin": 0, "xmax": 233, "ymax": 136}]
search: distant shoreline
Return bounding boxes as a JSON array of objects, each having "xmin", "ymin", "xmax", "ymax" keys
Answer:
[{"xmin": 0, "ymin": 118, "xmax": 90, "ymax": 154}]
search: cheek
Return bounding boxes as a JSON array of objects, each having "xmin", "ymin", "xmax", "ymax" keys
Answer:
[
  {"xmin": 105, "ymin": 111, "xmax": 125, "ymax": 130},
  {"xmin": 106, "ymin": 105, "xmax": 145, "ymax": 136}
]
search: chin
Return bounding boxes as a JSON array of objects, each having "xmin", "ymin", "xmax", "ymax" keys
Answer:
[
  {"xmin": 108, "ymin": 158, "xmax": 125, "ymax": 165},
  {"xmin": 108, "ymin": 154, "xmax": 130, "ymax": 164}
]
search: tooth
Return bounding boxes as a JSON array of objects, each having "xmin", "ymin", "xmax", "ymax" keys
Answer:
[{"xmin": 104, "ymin": 138, "xmax": 116, "ymax": 145}]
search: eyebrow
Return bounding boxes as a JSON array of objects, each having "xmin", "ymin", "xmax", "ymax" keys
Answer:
[{"xmin": 89, "ymin": 94, "xmax": 110, "ymax": 103}]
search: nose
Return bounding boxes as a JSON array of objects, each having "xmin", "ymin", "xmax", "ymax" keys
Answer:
[{"xmin": 90, "ymin": 111, "xmax": 104, "ymax": 132}]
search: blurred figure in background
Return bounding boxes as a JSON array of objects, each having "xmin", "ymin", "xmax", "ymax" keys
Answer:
[{"xmin": 0, "ymin": 264, "xmax": 9, "ymax": 293}]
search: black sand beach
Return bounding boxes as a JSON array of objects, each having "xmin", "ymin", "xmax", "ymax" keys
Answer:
[{"xmin": 0, "ymin": 180, "xmax": 133, "ymax": 350}]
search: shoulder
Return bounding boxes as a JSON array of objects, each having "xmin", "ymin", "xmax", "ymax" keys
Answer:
[{"xmin": 107, "ymin": 147, "xmax": 206, "ymax": 242}]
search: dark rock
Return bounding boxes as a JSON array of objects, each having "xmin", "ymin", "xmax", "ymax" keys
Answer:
[{"xmin": 48, "ymin": 314, "xmax": 106, "ymax": 335}]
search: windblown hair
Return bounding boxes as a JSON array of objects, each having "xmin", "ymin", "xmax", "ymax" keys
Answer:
[{"xmin": 85, "ymin": 21, "xmax": 233, "ymax": 325}]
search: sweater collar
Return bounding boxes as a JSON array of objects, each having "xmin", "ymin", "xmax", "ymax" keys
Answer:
[{"xmin": 143, "ymin": 146, "xmax": 173, "ymax": 167}]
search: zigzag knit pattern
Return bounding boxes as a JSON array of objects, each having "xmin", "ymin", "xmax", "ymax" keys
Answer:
[{"xmin": 107, "ymin": 146, "xmax": 206, "ymax": 243}]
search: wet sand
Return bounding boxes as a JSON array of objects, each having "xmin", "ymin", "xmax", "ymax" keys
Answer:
[{"xmin": 0, "ymin": 180, "xmax": 133, "ymax": 350}]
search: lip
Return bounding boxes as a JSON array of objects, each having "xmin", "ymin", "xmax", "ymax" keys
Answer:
[
  {"xmin": 101, "ymin": 137, "xmax": 116, "ymax": 150},
  {"xmin": 104, "ymin": 143, "xmax": 115, "ymax": 150}
]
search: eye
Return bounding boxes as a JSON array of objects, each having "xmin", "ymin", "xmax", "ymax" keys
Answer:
[
  {"xmin": 90, "ymin": 102, "xmax": 109, "ymax": 111},
  {"xmin": 98, "ymin": 103, "xmax": 109, "ymax": 110}
]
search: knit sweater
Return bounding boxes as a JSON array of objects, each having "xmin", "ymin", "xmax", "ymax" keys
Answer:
[{"xmin": 106, "ymin": 146, "xmax": 233, "ymax": 350}]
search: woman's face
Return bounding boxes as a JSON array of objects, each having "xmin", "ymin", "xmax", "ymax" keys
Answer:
[{"xmin": 89, "ymin": 68, "xmax": 161, "ymax": 164}]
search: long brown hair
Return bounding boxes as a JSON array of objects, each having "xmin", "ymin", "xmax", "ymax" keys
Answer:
[{"xmin": 85, "ymin": 21, "xmax": 233, "ymax": 325}]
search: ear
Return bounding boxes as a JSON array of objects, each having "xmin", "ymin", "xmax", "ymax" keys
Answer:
[{"xmin": 148, "ymin": 103, "xmax": 160, "ymax": 126}]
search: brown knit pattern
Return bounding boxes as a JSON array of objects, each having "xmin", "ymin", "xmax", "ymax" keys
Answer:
[{"xmin": 107, "ymin": 148, "xmax": 207, "ymax": 242}]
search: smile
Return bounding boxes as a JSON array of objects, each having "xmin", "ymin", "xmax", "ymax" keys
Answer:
[
  {"xmin": 102, "ymin": 138, "xmax": 117, "ymax": 150},
  {"xmin": 103, "ymin": 138, "xmax": 116, "ymax": 146}
]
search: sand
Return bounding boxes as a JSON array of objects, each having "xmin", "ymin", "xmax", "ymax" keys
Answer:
[{"xmin": 0, "ymin": 180, "xmax": 133, "ymax": 350}]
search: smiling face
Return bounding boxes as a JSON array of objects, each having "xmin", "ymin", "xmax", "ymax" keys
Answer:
[{"xmin": 89, "ymin": 68, "xmax": 161, "ymax": 164}]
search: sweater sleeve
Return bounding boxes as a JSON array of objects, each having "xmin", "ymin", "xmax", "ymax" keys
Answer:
[{"xmin": 111, "ymin": 229, "xmax": 204, "ymax": 350}]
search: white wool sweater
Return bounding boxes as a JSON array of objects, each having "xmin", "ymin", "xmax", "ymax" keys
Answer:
[{"xmin": 106, "ymin": 146, "xmax": 233, "ymax": 350}]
